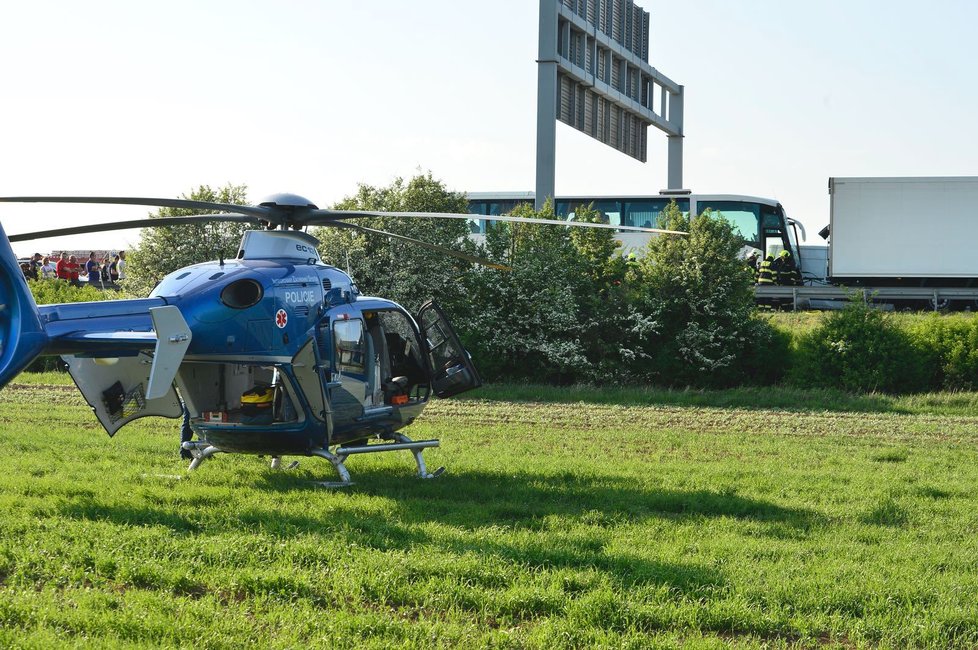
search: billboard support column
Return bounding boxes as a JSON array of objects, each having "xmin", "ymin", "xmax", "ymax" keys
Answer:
[
  {"xmin": 535, "ymin": 0, "xmax": 558, "ymax": 211},
  {"xmin": 667, "ymin": 86, "xmax": 684, "ymax": 189}
]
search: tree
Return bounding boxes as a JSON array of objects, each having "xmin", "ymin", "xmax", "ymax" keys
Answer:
[
  {"xmin": 313, "ymin": 173, "xmax": 475, "ymax": 314},
  {"xmin": 457, "ymin": 201, "xmax": 592, "ymax": 382},
  {"xmin": 125, "ymin": 184, "xmax": 250, "ymax": 296},
  {"xmin": 565, "ymin": 207, "xmax": 651, "ymax": 381},
  {"xmin": 633, "ymin": 201, "xmax": 762, "ymax": 387},
  {"xmin": 454, "ymin": 202, "xmax": 646, "ymax": 383}
]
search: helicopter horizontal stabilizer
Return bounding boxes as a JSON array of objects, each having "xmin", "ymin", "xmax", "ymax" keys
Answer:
[
  {"xmin": 145, "ymin": 306, "xmax": 192, "ymax": 400},
  {"xmin": 0, "ymin": 222, "xmax": 48, "ymax": 391},
  {"xmin": 54, "ymin": 331, "xmax": 157, "ymax": 347},
  {"xmin": 45, "ymin": 305, "xmax": 192, "ymax": 400}
]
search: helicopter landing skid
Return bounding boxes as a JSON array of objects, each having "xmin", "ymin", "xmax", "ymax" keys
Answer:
[
  {"xmin": 270, "ymin": 457, "xmax": 300, "ymax": 470},
  {"xmin": 310, "ymin": 433, "xmax": 444, "ymax": 486},
  {"xmin": 183, "ymin": 441, "xmax": 221, "ymax": 471},
  {"xmin": 181, "ymin": 435, "xmax": 443, "ymax": 485}
]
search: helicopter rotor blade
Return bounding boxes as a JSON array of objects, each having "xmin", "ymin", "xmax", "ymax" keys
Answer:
[
  {"xmin": 0, "ymin": 196, "xmax": 273, "ymax": 220},
  {"xmin": 333, "ymin": 222, "xmax": 512, "ymax": 271},
  {"xmin": 0, "ymin": 197, "xmax": 688, "ymax": 235},
  {"xmin": 298, "ymin": 209, "xmax": 687, "ymax": 235},
  {"xmin": 6, "ymin": 215, "xmax": 263, "ymax": 243}
]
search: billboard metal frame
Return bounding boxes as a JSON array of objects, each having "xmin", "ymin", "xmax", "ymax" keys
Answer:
[{"xmin": 536, "ymin": 0, "xmax": 684, "ymax": 209}]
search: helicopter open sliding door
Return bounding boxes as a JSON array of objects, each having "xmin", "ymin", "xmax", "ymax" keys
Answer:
[
  {"xmin": 328, "ymin": 317, "xmax": 374, "ymax": 425},
  {"xmin": 416, "ymin": 301, "xmax": 482, "ymax": 398},
  {"xmin": 291, "ymin": 338, "xmax": 332, "ymax": 442}
]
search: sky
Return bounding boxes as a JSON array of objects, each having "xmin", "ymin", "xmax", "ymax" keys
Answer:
[{"xmin": 2, "ymin": 0, "xmax": 976, "ymax": 257}]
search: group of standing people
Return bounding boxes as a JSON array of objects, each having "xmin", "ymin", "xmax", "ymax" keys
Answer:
[
  {"xmin": 19, "ymin": 253, "xmax": 53, "ymax": 280},
  {"xmin": 21, "ymin": 250, "xmax": 126, "ymax": 287},
  {"xmin": 747, "ymin": 250, "xmax": 802, "ymax": 286}
]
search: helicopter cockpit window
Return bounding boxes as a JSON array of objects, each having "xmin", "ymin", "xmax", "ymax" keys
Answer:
[
  {"xmin": 333, "ymin": 319, "xmax": 366, "ymax": 377},
  {"xmin": 423, "ymin": 315, "xmax": 465, "ymax": 377}
]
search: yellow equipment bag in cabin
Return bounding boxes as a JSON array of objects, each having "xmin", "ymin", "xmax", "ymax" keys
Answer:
[{"xmin": 241, "ymin": 386, "xmax": 274, "ymax": 422}]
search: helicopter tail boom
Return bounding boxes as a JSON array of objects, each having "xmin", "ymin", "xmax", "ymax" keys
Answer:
[
  {"xmin": 0, "ymin": 222, "xmax": 48, "ymax": 390},
  {"xmin": 0, "ymin": 222, "xmax": 190, "ymax": 396}
]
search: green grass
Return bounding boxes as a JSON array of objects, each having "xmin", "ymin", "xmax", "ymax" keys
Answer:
[
  {"xmin": 10, "ymin": 370, "xmax": 75, "ymax": 386},
  {"xmin": 469, "ymin": 382, "xmax": 978, "ymax": 417},
  {"xmin": 27, "ymin": 369, "xmax": 978, "ymax": 415},
  {"xmin": 3, "ymin": 378, "xmax": 978, "ymax": 647}
]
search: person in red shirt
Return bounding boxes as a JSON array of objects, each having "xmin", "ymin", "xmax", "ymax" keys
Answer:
[
  {"xmin": 55, "ymin": 252, "xmax": 70, "ymax": 280},
  {"xmin": 67, "ymin": 255, "xmax": 81, "ymax": 286}
]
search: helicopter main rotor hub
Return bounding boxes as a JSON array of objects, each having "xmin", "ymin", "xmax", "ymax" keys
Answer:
[{"xmin": 257, "ymin": 194, "xmax": 319, "ymax": 229}]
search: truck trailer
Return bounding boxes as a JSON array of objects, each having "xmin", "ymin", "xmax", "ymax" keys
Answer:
[
  {"xmin": 772, "ymin": 176, "xmax": 978, "ymax": 310},
  {"xmin": 827, "ymin": 176, "xmax": 978, "ymax": 285}
]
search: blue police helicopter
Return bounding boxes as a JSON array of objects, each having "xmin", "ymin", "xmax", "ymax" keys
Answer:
[{"xmin": 0, "ymin": 194, "xmax": 681, "ymax": 484}]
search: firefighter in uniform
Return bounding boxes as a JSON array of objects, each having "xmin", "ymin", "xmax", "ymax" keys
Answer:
[
  {"xmin": 773, "ymin": 250, "xmax": 801, "ymax": 286},
  {"xmin": 745, "ymin": 252, "xmax": 760, "ymax": 281},
  {"xmin": 757, "ymin": 254, "xmax": 776, "ymax": 284}
]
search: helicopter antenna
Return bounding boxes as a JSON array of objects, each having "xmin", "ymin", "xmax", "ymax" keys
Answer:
[{"xmin": 387, "ymin": 239, "xmax": 396, "ymax": 296}]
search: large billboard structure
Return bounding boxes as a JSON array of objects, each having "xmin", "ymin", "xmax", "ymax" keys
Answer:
[{"xmin": 536, "ymin": 0, "xmax": 684, "ymax": 209}]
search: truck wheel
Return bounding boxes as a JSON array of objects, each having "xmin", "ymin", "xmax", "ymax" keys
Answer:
[{"xmin": 929, "ymin": 296, "xmax": 950, "ymax": 311}]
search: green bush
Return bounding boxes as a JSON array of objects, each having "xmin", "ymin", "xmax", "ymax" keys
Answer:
[
  {"xmin": 906, "ymin": 314, "xmax": 978, "ymax": 391},
  {"xmin": 789, "ymin": 301, "xmax": 937, "ymax": 394},
  {"xmin": 126, "ymin": 184, "xmax": 251, "ymax": 297},
  {"xmin": 457, "ymin": 202, "xmax": 603, "ymax": 384},
  {"xmin": 632, "ymin": 204, "xmax": 761, "ymax": 387},
  {"xmin": 27, "ymin": 279, "xmax": 112, "ymax": 305},
  {"xmin": 314, "ymin": 174, "xmax": 474, "ymax": 315},
  {"xmin": 740, "ymin": 316, "xmax": 793, "ymax": 386}
]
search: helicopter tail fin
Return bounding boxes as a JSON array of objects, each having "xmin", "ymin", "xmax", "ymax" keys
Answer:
[{"xmin": 0, "ymin": 221, "xmax": 48, "ymax": 390}]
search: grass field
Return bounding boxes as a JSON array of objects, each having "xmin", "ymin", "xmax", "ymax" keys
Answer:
[{"xmin": 2, "ymin": 375, "xmax": 978, "ymax": 648}]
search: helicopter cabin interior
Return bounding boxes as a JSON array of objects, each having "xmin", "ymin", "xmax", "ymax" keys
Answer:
[
  {"xmin": 176, "ymin": 307, "xmax": 433, "ymax": 428},
  {"xmin": 177, "ymin": 363, "xmax": 300, "ymax": 426}
]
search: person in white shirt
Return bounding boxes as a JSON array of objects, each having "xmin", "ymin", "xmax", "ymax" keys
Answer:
[
  {"xmin": 117, "ymin": 250, "xmax": 127, "ymax": 280},
  {"xmin": 40, "ymin": 256, "xmax": 57, "ymax": 279}
]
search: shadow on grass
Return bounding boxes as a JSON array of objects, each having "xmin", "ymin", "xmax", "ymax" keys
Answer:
[
  {"xmin": 62, "ymin": 472, "xmax": 816, "ymax": 527},
  {"xmin": 381, "ymin": 470, "xmax": 824, "ymax": 530},
  {"xmin": 58, "ymin": 469, "xmax": 824, "ymax": 534},
  {"xmin": 56, "ymin": 468, "xmax": 826, "ymax": 596},
  {"xmin": 59, "ymin": 499, "xmax": 200, "ymax": 533},
  {"xmin": 248, "ymin": 467, "xmax": 826, "ymax": 524}
]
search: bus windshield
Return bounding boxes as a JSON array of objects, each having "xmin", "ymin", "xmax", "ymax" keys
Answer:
[{"xmin": 693, "ymin": 200, "xmax": 761, "ymax": 250}]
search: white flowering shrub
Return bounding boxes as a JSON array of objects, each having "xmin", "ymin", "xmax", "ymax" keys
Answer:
[{"xmin": 633, "ymin": 202, "xmax": 771, "ymax": 387}]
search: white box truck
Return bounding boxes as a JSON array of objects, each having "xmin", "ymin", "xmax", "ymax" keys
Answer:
[{"xmin": 828, "ymin": 177, "xmax": 978, "ymax": 283}]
